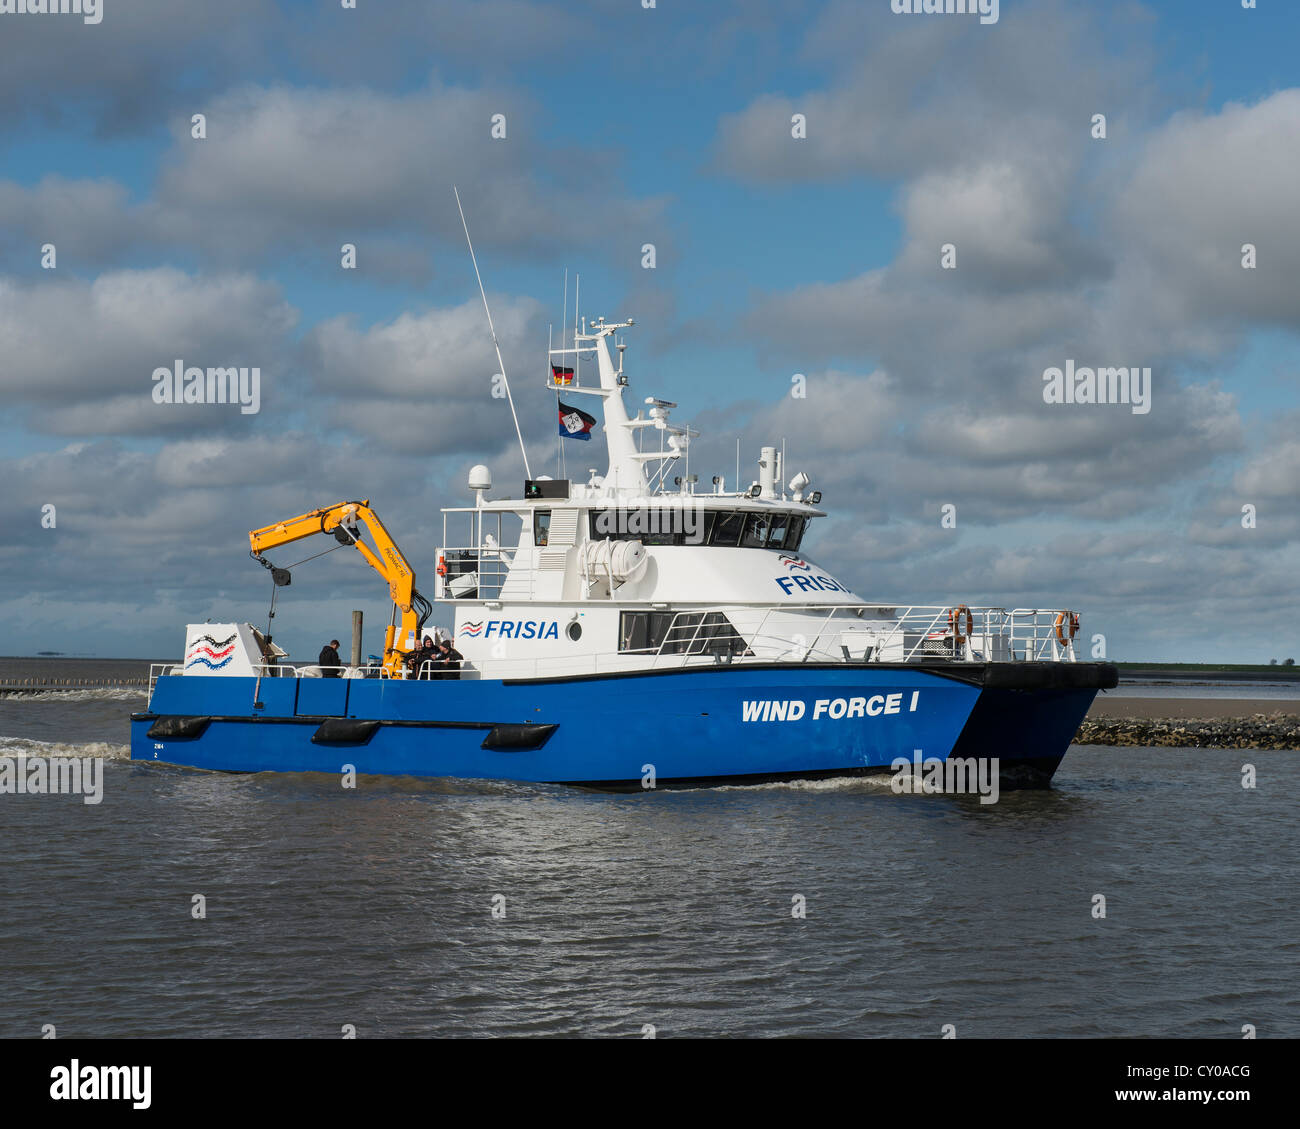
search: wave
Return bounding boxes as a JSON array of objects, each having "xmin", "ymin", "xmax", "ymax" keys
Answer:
[
  {"xmin": 0, "ymin": 736, "xmax": 130, "ymax": 760},
  {"xmin": 707, "ymin": 774, "xmax": 899, "ymax": 794},
  {"xmin": 0, "ymin": 688, "xmax": 147, "ymax": 703}
]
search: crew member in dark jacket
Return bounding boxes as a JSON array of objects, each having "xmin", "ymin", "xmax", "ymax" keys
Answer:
[
  {"xmin": 436, "ymin": 639, "xmax": 464, "ymax": 680},
  {"xmin": 319, "ymin": 640, "xmax": 343, "ymax": 678},
  {"xmin": 406, "ymin": 635, "xmax": 438, "ymax": 679}
]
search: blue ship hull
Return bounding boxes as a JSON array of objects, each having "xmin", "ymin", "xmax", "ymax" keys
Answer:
[{"xmin": 130, "ymin": 662, "xmax": 1117, "ymax": 789}]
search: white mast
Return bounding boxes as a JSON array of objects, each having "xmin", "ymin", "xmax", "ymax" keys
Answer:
[
  {"xmin": 588, "ymin": 321, "xmax": 644, "ymax": 493},
  {"xmin": 454, "ymin": 186, "xmax": 531, "ymax": 480}
]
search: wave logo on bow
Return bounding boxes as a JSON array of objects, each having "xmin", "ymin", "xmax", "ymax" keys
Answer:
[
  {"xmin": 779, "ymin": 555, "xmax": 811, "ymax": 571},
  {"xmin": 185, "ymin": 633, "xmax": 237, "ymax": 670},
  {"xmin": 460, "ymin": 621, "xmax": 485, "ymax": 637}
]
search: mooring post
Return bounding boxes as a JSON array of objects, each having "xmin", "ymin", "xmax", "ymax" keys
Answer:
[{"xmin": 351, "ymin": 610, "xmax": 363, "ymax": 669}]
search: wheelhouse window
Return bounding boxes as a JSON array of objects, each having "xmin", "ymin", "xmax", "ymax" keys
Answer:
[
  {"xmin": 588, "ymin": 509, "xmax": 704, "ymax": 547},
  {"xmin": 587, "ymin": 509, "xmax": 808, "ymax": 551},
  {"xmin": 740, "ymin": 513, "xmax": 771, "ymax": 548},
  {"xmin": 782, "ymin": 516, "xmax": 806, "ymax": 551},
  {"xmin": 710, "ymin": 511, "xmax": 745, "ymax": 546}
]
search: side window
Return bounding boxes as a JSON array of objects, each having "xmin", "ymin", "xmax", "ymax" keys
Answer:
[
  {"xmin": 690, "ymin": 510, "xmax": 715, "ymax": 546},
  {"xmin": 591, "ymin": 509, "xmax": 806, "ymax": 550},
  {"xmin": 619, "ymin": 611, "xmax": 675, "ymax": 653},
  {"xmin": 534, "ymin": 510, "xmax": 551, "ymax": 547},
  {"xmin": 642, "ymin": 514, "xmax": 679, "ymax": 547},
  {"xmin": 590, "ymin": 510, "xmax": 615, "ymax": 540},
  {"xmin": 711, "ymin": 511, "xmax": 744, "ymax": 546},
  {"xmin": 590, "ymin": 509, "xmax": 682, "ymax": 543},
  {"xmin": 619, "ymin": 610, "xmax": 744, "ymax": 655},
  {"xmin": 692, "ymin": 612, "xmax": 746, "ymax": 656},
  {"xmin": 620, "ymin": 611, "xmax": 649, "ymax": 652}
]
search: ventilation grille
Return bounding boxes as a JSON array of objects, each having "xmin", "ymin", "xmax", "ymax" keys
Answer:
[{"xmin": 546, "ymin": 509, "xmax": 580, "ymax": 547}]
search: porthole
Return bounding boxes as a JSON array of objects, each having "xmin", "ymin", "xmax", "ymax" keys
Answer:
[{"xmin": 567, "ymin": 621, "xmax": 583, "ymax": 641}]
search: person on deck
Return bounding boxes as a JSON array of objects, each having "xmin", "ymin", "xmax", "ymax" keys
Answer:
[
  {"xmin": 406, "ymin": 635, "xmax": 438, "ymax": 679},
  {"xmin": 319, "ymin": 640, "xmax": 342, "ymax": 678},
  {"xmin": 436, "ymin": 638, "xmax": 464, "ymax": 680}
]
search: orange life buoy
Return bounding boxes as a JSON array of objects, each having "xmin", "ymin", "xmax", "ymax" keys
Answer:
[
  {"xmin": 1054, "ymin": 611, "xmax": 1080, "ymax": 647},
  {"xmin": 948, "ymin": 604, "xmax": 974, "ymax": 643},
  {"xmin": 436, "ymin": 554, "xmax": 447, "ymax": 578}
]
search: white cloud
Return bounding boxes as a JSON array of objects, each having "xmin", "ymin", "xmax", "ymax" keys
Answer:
[{"xmin": 0, "ymin": 268, "xmax": 296, "ymax": 435}]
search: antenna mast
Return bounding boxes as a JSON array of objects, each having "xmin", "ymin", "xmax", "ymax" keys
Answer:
[{"xmin": 454, "ymin": 185, "xmax": 531, "ymax": 480}]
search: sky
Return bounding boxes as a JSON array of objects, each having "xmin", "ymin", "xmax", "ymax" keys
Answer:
[{"xmin": 0, "ymin": 0, "xmax": 1297, "ymax": 663}]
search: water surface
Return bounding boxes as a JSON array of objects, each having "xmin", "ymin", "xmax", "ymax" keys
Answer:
[{"xmin": 1, "ymin": 661, "xmax": 1295, "ymax": 1038}]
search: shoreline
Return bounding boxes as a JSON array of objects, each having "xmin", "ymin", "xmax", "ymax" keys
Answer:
[
  {"xmin": 1088, "ymin": 696, "xmax": 1298, "ymax": 720},
  {"xmin": 1081, "ymin": 696, "xmax": 1299, "ymax": 749}
]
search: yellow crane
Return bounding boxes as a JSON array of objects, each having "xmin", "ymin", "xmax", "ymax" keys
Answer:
[{"xmin": 248, "ymin": 500, "xmax": 432, "ymax": 679}]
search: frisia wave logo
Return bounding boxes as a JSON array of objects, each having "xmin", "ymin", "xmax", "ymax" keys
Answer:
[{"xmin": 184, "ymin": 633, "xmax": 236, "ymax": 670}]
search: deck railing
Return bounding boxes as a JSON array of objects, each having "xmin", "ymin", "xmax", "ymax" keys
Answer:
[
  {"xmin": 147, "ymin": 661, "xmax": 385, "ymax": 701},
  {"xmin": 148, "ymin": 605, "xmax": 1085, "ymax": 697},
  {"xmin": 735, "ymin": 604, "xmax": 1083, "ymax": 664}
]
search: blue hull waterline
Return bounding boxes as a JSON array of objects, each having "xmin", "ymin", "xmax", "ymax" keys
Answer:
[
  {"xmin": 131, "ymin": 308, "xmax": 1117, "ymax": 790},
  {"xmin": 131, "ymin": 662, "xmax": 1115, "ymax": 789}
]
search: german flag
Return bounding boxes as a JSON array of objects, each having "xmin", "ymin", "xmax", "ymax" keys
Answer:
[{"xmin": 550, "ymin": 363, "xmax": 575, "ymax": 386}]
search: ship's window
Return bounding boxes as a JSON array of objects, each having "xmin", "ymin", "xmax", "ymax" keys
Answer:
[
  {"xmin": 642, "ymin": 522, "xmax": 678, "ymax": 547},
  {"xmin": 619, "ymin": 610, "xmax": 671, "ymax": 653},
  {"xmin": 567, "ymin": 621, "xmax": 582, "ymax": 641},
  {"xmin": 534, "ymin": 510, "xmax": 551, "ymax": 547},
  {"xmin": 589, "ymin": 509, "xmax": 689, "ymax": 545},
  {"xmin": 584, "ymin": 508, "xmax": 809, "ymax": 550},
  {"xmin": 740, "ymin": 513, "xmax": 771, "ymax": 548},
  {"xmin": 710, "ymin": 511, "xmax": 745, "ymax": 546},
  {"xmin": 618, "ymin": 610, "xmax": 746, "ymax": 656},
  {"xmin": 783, "ymin": 516, "xmax": 806, "ymax": 551}
]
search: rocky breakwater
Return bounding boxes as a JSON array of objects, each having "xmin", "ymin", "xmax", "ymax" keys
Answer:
[{"xmin": 1077, "ymin": 712, "xmax": 1300, "ymax": 749}]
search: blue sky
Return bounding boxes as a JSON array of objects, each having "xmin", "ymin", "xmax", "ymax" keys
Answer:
[{"xmin": 1, "ymin": 0, "xmax": 1297, "ymax": 661}]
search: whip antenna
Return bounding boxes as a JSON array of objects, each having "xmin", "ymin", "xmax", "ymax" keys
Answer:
[{"xmin": 455, "ymin": 185, "xmax": 532, "ymax": 479}]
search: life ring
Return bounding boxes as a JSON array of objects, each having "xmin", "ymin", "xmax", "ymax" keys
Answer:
[
  {"xmin": 948, "ymin": 604, "xmax": 974, "ymax": 643},
  {"xmin": 1054, "ymin": 611, "xmax": 1080, "ymax": 647},
  {"xmin": 436, "ymin": 554, "xmax": 447, "ymax": 578}
]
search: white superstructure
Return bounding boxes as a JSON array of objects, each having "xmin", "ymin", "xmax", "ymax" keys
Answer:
[{"xmin": 426, "ymin": 317, "xmax": 1080, "ymax": 680}]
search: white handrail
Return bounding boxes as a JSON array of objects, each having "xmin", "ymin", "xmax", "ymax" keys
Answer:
[{"xmin": 147, "ymin": 604, "xmax": 1084, "ymax": 697}]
